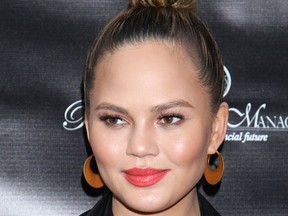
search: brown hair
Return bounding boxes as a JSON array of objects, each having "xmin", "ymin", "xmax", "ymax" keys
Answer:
[{"xmin": 84, "ymin": 0, "xmax": 224, "ymax": 114}]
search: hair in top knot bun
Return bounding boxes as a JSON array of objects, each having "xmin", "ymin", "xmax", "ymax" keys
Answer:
[
  {"xmin": 84, "ymin": 0, "xmax": 225, "ymax": 114},
  {"xmin": 130, "ymin": 0, "xmax": 196, "ymax": 12}
]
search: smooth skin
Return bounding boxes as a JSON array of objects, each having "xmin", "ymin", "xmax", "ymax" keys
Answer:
[{"xmin": 85, "ymin": 40, "xmax": 228, "ymax": 216}]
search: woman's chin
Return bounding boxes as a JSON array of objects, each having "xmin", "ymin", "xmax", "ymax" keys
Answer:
[{"xmin": 113, "ymin": 191, "xmax": 172, "ymax": 214}]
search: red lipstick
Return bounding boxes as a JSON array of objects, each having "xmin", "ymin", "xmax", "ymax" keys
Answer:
[{"xmin": 123, "ymin": 168, "xmax": 169, "ymax": 187}]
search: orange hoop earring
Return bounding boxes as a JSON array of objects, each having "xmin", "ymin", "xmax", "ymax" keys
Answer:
[
  {"xmin": 204, "ymin": 150, "xmax": 224, "ymax": 185},
  {"xmin": 83, "ymin": 155, "xmax": 104, "ymax": 188}
]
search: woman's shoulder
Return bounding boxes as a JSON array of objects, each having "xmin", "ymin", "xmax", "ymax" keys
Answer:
[
  {"xmin": 79, "ymin": 192, "xmax": 113, "ymax": 216},
  {"xmin": 198, "ymin": 192, "xmax": 221, "ymax": 216}
]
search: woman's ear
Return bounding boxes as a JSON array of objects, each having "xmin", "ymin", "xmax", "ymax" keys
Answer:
[
  {"xmin": 85, "ymin": 112, "xmax": 90, "ymax": 141},
  {"xmin": 208, "ymin": 102, "xmax": 229, "ymax": 154}
]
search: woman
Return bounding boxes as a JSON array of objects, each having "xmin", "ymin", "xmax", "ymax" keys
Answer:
[{"xmin": 81, "ymin": 0, "xmax": 229, "ymax": 215}]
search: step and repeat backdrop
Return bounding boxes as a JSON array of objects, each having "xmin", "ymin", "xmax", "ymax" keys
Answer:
[{"xmin": 1, "ymin": 0, "xmax": 287, "ymax": 215}]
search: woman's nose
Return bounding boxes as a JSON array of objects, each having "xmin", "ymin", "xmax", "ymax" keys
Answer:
[{"xmin": 126, "ymin": 125, "xmax": 160, "ymax": 158}]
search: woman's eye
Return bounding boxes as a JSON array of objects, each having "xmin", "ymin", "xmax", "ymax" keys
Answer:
[
  {"xmin": 159, "ymin": 115, "xmax": 183, "ymax": 125},
  {"xmin": 99, "ymin": 116, "xmax": 126, "ymax": 126}
]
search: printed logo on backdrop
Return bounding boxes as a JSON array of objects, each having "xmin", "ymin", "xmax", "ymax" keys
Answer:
[
  {"xmin": 63, "ymin": 66, "xmax": 288, "ymax": 143},
  {"xmin": 223, "ymin": 66, "xmax": 288, "ymax": 143},
  {"xmin": 63, "ymin": 100, "xmax": 84, "ymax": 131}
]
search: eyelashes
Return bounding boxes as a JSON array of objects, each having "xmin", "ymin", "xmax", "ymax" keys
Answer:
[
  {"xmin": 99, "ymin": 114, "xmax": 127, "ymax": 126},
  {"xmin": 157, "ymin": 113, "xmax": 184, "ymax": 125},
  {"xmin": 97, "ymin": 112, "xmax": 185, "ymax": 127}
]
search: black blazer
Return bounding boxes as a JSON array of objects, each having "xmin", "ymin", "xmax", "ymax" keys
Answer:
[{"xmin": 80, "ymin": 191, "xmax": 221, "ymax": 216}]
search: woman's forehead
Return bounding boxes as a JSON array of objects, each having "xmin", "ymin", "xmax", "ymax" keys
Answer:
[{"xmin": 90, "ymin": 41, "xmax": 210, "ymax": 113}]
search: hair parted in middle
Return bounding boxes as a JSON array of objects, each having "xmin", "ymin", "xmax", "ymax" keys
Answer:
[{"xmin": 84, "ymin": 0, "xmax": 224, "ymax": 114}]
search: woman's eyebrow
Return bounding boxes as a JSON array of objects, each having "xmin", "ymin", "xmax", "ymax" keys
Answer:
[
  {"xmin": 95, "ymin": 103, "xmax": 129, "ymax": 115},
  {"xmin": 151, "ymin": 100, "xmax": 194, "ymax": 113}
]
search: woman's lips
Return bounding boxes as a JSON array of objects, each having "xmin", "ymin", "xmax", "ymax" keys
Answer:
[{"xmin": 122, "ymin": 167, "xmax": 170, "ymax": 187}]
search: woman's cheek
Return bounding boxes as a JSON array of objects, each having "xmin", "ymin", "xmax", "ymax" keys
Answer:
[
  {"xmin": 161, "ymin": 128, "xmax": 208, "ymax": 166},
  {"xmin": 90, "ymin": 129, "xmax": 123, "ymax": 164}
]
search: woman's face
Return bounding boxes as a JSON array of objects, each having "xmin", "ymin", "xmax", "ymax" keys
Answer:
[{"xmin": 85, "ymin": 41, "xmax": 226, "ymax": 214}]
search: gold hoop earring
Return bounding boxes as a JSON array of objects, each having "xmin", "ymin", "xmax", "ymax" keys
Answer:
[
  {"xmin": 83, "ymin": 155, "xmax": 104, "ymax": 188},
  {"xmin": 204, "ymin": 150, "xmax": 224, "ymax": 185}
]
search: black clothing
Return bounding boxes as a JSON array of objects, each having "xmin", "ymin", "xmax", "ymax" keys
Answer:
[{"xmin": 80, "ymin": 191, "xmax": 221, "ymax": 216}]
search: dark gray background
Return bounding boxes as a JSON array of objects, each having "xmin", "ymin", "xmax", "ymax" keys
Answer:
[{"xmin": 1, "ymin": 0, "xmax": 287, "ymax": 215}]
